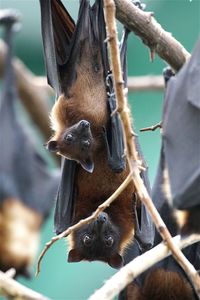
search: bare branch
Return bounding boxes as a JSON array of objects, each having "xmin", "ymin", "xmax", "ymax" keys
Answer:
[
  {"xmin": 103, "ymin": 0, "xmax": 200, "ymax": 297},
  {"xmin": 89, "ymin": 234, "xmax": 200, "ymax": 300},
  {"xmin": 36, "ymin": 171, "xmax": 133, "ymax": 275},
  {"xmin": 0, "ymin": 269, "xmax": 49, "ymax": 300},
  {"xmin": 128, "ymin": 75, "xmax": 164, "ymax": 92},
  {"xmin": 114, "ymin": 0, "xmax": 191, "ymax": 72}
]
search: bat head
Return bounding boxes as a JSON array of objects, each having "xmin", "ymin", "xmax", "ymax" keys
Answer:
[
  {"xmin": 68, "ymin": 212, "xmax": 123, "ymax": 269},
  {"xmin": 46, "ymin": 120, "xmax": 94, "ymax": 173}
]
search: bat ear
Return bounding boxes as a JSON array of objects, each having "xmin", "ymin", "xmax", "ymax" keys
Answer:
[
  {"xmin": 46, "ymin": 140, "xmax": 58, "ymax": 152},
  {"xmin": 68, "ymin": 249, "xmax": 83, "ymax": 263},
  {"xmin": 108, "ymin": 253, "xmax": 123, "ymax": 269},
  {"xmin": 80, "ymin": 158, "xmax": 94, "ymax": 173}
]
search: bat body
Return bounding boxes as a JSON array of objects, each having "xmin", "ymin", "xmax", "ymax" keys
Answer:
[
  {"xmin": 40, "ymin": 0, "xmax": 154, "ymax": 268},
  {"xmin": 47, "ymin": 38, "xmax": 108, "ymax": 172},
  {"xmin": 0, "ymin": 10, "xmax": 59, "ymax": 276},
  {"xmin": 161, "ymin": 38, "xmax": 200, "ymax": 235},
  {"xmin": 0, "ymin": 197, "xmax": 42, "ymax": 277},
  {"xmin": 120, "ymin": 150, "xmax": 199, "ymax": 300}
]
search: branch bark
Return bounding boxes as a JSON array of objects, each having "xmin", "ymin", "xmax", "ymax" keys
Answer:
[
  {"xmin": 0, "ymin": 39, "xmax": 53, "ymax": 140},
  {"xmin": 103, "ymin": 0, "xmax": 200, "ymax": 297},
  {"xmin": 0, "ymin": 269, "xmax": 49, "ymax": 300},
  {"xmin": 89, "ymin": 234, "xmax": 200, "ymax": 300},
  {"xmin": 128, "ymin": 75, "xmax": 164, "ymax": 92},
  {"xmin": 36, "ymin": 171, "xmax": 133, "ymax": 275},
  {"xmin": 115, "ymin": 0, "xmax": 191, "ymax": 72}
]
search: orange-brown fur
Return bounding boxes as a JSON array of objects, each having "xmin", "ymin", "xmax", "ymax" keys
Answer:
[
  {"xmin": 0, "ymin": 198, "xmax": 42, "ymax": 273},
  {"xmin": 70, "ymin": 149, "xmax": 136, "ymax": 253},
  {"xmin": 50, "ymin": 46, "xmax": 108, "ymax": 152},
  {"xmin": 127, "ymin": 269, "xmax": 195, "ymax": 300},
  {"xmin": 50, "ymin": 43, "xmax": 136, "ymax": 256}
]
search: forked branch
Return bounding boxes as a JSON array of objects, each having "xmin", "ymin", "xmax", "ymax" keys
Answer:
[
  {"xmin": 103, "ymin": 0, "xmax": 200, "ymax": 297},
  {"xmin": 89, "ymin": 234, "xmax": 200, "ymax": 300}
]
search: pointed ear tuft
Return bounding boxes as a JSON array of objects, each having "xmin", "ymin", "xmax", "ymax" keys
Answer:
[
  {"xmin": 108, "ymin": 253, "xmax": 123, "ymax": 269},
  {"xmin": 67, "ymin": 249, "xmax": 83, "ymax": 263},
  {"xmin": 46, "ymin": 140, "xmax": 58, "ymax": 152}
]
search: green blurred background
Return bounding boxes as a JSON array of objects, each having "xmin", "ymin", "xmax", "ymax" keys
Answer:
[{"xmin": 0, "ymin": 0, "xmax": 199, "ymax": 299}]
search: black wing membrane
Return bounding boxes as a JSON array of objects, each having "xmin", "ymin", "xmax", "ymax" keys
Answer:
[
  {"xmin": 40, "ymin": 0, "xmax": 127, "ymax": 234},
  {"xmin": 163, "ymin": 38, "xmax": 200, "ymax": 210},
  {"xmin": 0, "ymin": 10, "xmax": 59, "ymax": 218}
]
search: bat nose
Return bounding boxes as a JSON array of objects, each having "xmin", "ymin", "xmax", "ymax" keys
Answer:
[
  {"xmin": 79, "ymin": 120, "xmax": 90, "ymax": 129},
  {"xmin": 46, "ymin": 140, "xmax": 58, "ymax": 152},
  {"xmin": 97, "ymin": 212, "xmax": 108, "ymax": 224}
]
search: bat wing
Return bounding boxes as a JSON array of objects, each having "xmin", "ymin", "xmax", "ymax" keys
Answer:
[
  {"xmin": 163, "ymin": 38, "xmax": 200, "ymax": 210},
  {"xmin": 54, "ymin": 159, "xmax": 76, "ymax": 234},
  {"xmin": 0, "ymin": 11, "xmax": 59, "ymax": 218},
  {"xmin": 39, "ymin": 0, "xmax": 75, "ymax": 96},
  {"xmin": 133, "ymin": 136, "xmax": 155, "ymax": 251}
]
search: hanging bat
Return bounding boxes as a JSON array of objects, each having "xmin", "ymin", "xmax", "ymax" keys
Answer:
[
  {"xmin": 161, "ymin": 38, "xmax": 200, "ymax": 235},
  {"xmin": 0, "ymin": 10, "xmax": 59, "ymax": 277},
  {"xmin": 39, "ymin": 0, "xmax": 154, "ymax": 268},
  {"xmin": 121, "ymin": 148, "xmax": 199, "ymax": 300}
]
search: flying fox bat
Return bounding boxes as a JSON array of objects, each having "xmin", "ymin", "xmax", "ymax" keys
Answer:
[
  {"xmin": 39, "ymin": 0, "xmax": 154, "ymax": 268},
  {"xmin": 161, "ymin": 38, "xmax": 200, "ymax": 235},
  {"xmin": 120, "ymin": 147, "xmax": 199, "ymax": 300},
  {"xmin": 0, "ymin": 10, "xmax": 59, "ymax": 277}
]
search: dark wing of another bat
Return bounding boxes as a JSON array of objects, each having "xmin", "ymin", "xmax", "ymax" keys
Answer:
[
  {"xmin": 0, "ymin": 10, "xmax": 59, "ymax": 218},
  {"xmin": 39, "ymin": 0, "xmax": 75, "ymax": 96},
  {"xmin": 103, "ymin": 28, "xmax": 127, "ymax": 173},
  {"xmin": 163, "ymin": 38, "xmax": 200, "ymax": 210},
  {"xmin": 54, "ymin": 159, "xmax": 76, "ymax": 234}
]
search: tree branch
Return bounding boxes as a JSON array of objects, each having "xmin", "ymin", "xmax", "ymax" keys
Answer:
[
  {"xmin": 103, "ymin": 0, "xmax": 200, "ymax": 297},
  {"xmin": 0, "ymin": 39, "xmax": 53, "ymax": 140},
  {"xmin": 0, "ymin": 269, "xmax": 49, "ymax": 300},
  {"xmin": 128, "ymin": 75, "xmax": 164, "ymax": 92},
  {"xmin": 36, "ymin": 171, "xmax": 133, "ymax": 275},
  {"xmin": 89, "ymin": 234, "xmax": 200, "ymax": 300},
  {"xmin": 115, "ymin": 0, "xmax": 191, "ymax": 71}
]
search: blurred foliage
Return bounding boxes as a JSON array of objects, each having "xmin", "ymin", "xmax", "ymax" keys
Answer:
[{"xmin": 0, "ymin": 0, "xmax": 199, "ymax": 299}]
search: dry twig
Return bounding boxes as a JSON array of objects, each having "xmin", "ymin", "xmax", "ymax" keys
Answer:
[
  {"xmin": 114, "ymin": 0, "xmax": 191, "ymax": 72},
  {"xmin": 0, "ymin": 269, "xmax": 49, "ymax": 300},
  {"xmin": 89, "ymin": 234, "xmax": 200, "ymax": 300},
  {"xmin": 103, "ymin": 0, "xmax": 200, "ymax": 297},
  {"xmin": 140, "ymin": 121, "xmax": 162, "ymax": 132},
  {"xmin": 36, "ymin": 171, "xmax": 133, "ymax": 275}
]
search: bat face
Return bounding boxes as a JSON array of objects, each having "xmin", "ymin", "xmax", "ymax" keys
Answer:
[
  {"xmin": 68, "ymin": 212, "xmax": 123, "ymax": 268},
  {"xmin": 47, "ymin": 120, "xmax": 94, "ymax": 173}
]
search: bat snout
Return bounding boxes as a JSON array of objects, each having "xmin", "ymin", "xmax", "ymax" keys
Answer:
[
  {"xmin": 79, "ymin": 120, "xmax": 90, "ymax": 130},
  {"xmin": 46, "ymin": 140, "xmax": 59, "ymax": 152}
]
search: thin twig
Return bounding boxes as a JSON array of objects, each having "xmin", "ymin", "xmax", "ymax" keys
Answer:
[
  {"xmin": 36, "ymin": 171, "xmax": 133, "ymax": 275},
  {"xmin": 103, "ymin": 0, "xmax": 200, "ymax": 297},
  {"xmin": 89, "ymin": 234, "xmax": 200, "ymax": 300},
  {"xmin": 140, "ymin": 121, "xmax": 162, "ymax": 132},
  {"xmin": 0, "ymin": 270, "xmax": 49, "ymax": 300},
  {"xmin": 114, "ymin": 0, "xmax": 191, "ymax": 72}
]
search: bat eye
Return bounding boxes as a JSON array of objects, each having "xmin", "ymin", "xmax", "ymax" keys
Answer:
[
  {"xmin": 65, "ymin": 134, "xmax": 73, "ymax": 143},
  {"xmin": 83, "ymin": 235, "xmax": 93, "ymax": 247},
  {"xmin": 105, "ymin": 236, "xmax": 114, "ymax": 247}
]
